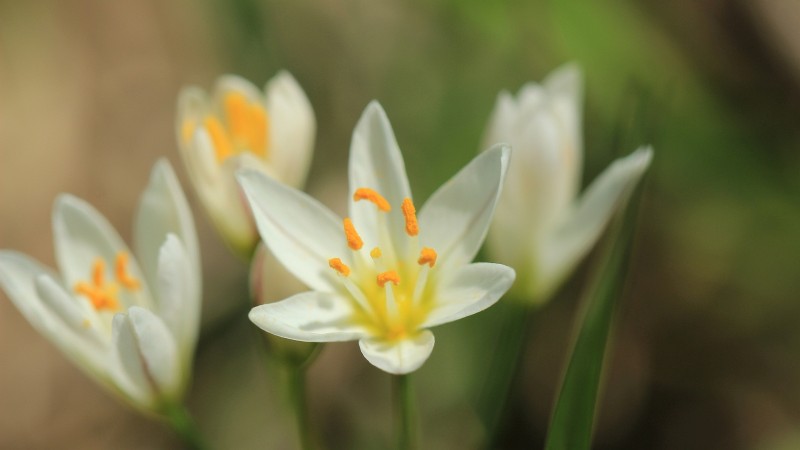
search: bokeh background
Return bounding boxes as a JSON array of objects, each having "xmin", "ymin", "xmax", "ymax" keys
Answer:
[{"xmin": 2, "ymin": 0, "xmax": 800, "ymax": 448}]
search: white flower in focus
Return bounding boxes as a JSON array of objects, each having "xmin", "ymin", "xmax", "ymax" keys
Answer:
[
  {"xmin": 0, "ymin": 160, "xmax": 201, "ymax": 413},
  {"xmin": 238, "ymin": 102, "xmax": 515, "ymax": 375},
  {"xmin": 482, "ymin": 63, "xmax": 653, "ymax": 303},
  {"xmin": 177, "ymin": 71, "xmax": 316, "ymax": 257}
]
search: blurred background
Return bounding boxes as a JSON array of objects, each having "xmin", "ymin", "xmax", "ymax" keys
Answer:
[{"xmin": 1, "ymin": 0, "xmax": 800, "ymax": 448}]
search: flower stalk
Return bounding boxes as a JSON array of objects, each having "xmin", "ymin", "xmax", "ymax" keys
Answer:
[
  {"xmin": 393, "ymin": 374, "xmax": 416, "ymax": 450},
  {"xmin": 163, "ymin": 403, "xmax": 210, "ymax": 450}
]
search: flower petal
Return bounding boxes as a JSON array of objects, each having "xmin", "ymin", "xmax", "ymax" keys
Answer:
[
  {"xmin": 348, "ymin": 102, "xmax": 412, "ymax": 255},
  {"xmin": 418, "ymin": 144, "xmax": 510, "ymax": 268},
  {"xmin": 113, "ymin": 307, "xmax": 181, "ymax": 406},
  {"xmin": 134, "ymin": 159, "xmax": 200, "ymax": 309},
  {"xmin": 422, "ymin": 263, "xmax": 515, "ymax": 328},
  {"xmin": 155, "ymin": 234, "xmax": 198, "ymax": 365},
  {"xmin": 34, "ymin": 274, "xmax": 107, "ymax": 349},
  {"xmin": 0, "ymin": 252, "xmax": 115, "ymax": 389},
  {"xmin": 52, "ymin": 195, "xmax": 153, "ymax": 310},
  {"xmin": 238, "ymin": 169, "xmax": 349, "ymax": 291},
  {"xmin": 359, "ymin": 330, "xmax": 435, "ymax": 375},
  {"xmin": 265, "ymin": 71, "xmax": 316, "ymax": 188},
  {"xmin": 249, "ymin": 291, "xmax": 368, "ymax": 342},
  {"xmin": 542, "ymin": 147, "xmax": 653, "ymax": 291}
]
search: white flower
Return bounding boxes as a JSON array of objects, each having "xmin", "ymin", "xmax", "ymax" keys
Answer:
[
  {"xmin": 482, "ymin": 63, "xmax": 653, "ymax": 303},
  {"xmin": 177, "ymin": 71, "xmax": 316, "ymax": 257},
  {"xmin": 0, "ymin": 160, "xmax": 201, "ymax": 413},
  {"xmin": 238, "ymin": 102, "xmax": 515, "ymax": 375}
]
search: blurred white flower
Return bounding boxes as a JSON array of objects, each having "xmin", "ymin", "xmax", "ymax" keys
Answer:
[
  {"xmin": 482, "ymin": 64, "xmax": 653, "ymax": 303},
  {"xmin": 177, "ymin": 71, "xmax": 316, "ymax": 257},
  {"xmin": 0, "ymin": 160, "xmax": 201, "ymax": 413},
  {"xmin": 239, "ymin": 102, "xmax": 515, "ymax": 374}
]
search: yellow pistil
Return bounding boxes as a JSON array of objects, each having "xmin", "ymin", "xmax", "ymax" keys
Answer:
[
  {"xmin": 223, "ymin": 92, "xmax": 269, "ymax": 158},
  {"xmin": 377, "ymin": 270, "xmax": 400, "ymax": 287},
  {"xmin": 328, "ymin": 258, "xmax": 351, "ymax": 276},
  {"xmin": 417, "ymin": 247, "xmax": 437, "ymax": 268},
  {"xmin": 73, "ymin": 252, "xmax": 141, "ymax": 313},
  {"xmin": 370, "ymin": 247, "xmax": 382, "ymax": 259},
  {"xmin": 343, "ymin": 218, "xmax": 363, "ymax": 250},
  {"xmin": 353, "ymin": 188, "xmax": 392, "ymax": 212},
  {"xmin": 401, "ymin": 198, "xmax": 418, "ymax": 236}
]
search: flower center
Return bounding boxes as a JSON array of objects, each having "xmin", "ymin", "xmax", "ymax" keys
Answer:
[
  {"xmin": 182, "ymin": 91, "xmax": 270, "ymax": 163},
  {"xmin": 328, "ymin": 188, "xmax": 438, "ymax": 342},
  {"xmin": 73, "ymin": 252, "xmax": 140, "ymax": 312}
]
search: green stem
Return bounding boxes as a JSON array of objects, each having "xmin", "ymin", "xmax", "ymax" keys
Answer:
[
  {"xmin": 288, "ymin": 364, "xmax": 315, "ymax": 450},
  {"xmin": 393, "ymin": 374, "xmax": 416, "ymax": 450},
  {"xmin": 476, "ymin": 302, "xmax": 532, "ymax": 448},
  {"xmin": 164, "ymin": 403, "xmax": 210, "ymax": 450}
]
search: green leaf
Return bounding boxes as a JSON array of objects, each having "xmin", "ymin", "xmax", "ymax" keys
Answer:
[{"xmin": 543, "ymin": 181, "xmax": 645, "ymax": 450}]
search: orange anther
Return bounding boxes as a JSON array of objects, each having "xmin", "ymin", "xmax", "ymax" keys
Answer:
[
  {"xmin": 91, "ymin": 259, "xmax": 105, "ymax": 287},
  {"xmin": 328, "ymin": 257, "xmax": 351, "ymax": 276},
  {"xmin": 115, "ymin": 252, "xmax": 141, "ymax": 290},
  {"xmin": 203, "ymin": 116, "xmax": 233, "ymax": 162},
  {"xmin": 353, "ymin": 188, "xmax": 391, "ymax": 212},
  {"xmin": 74, "ymin": 282, "xmax": 120, "ymax": 312},
  {"xmin": 377, "ymin": 270, "xmax": 400, "ymax": 287},
  {"xmin": 417, "ymin": 247, "xmax": 437, "ymax": 268},
  {"xmin": 343, "ymin": 218, "xmax": 363, "ymax": 250},
  {"xmin": 249, "ymin": 104, "xmax": 269, "ymax": 158},
  {"xmin": 370, "ymin": 247, "xmax": 382, "ymax": 259},
  {"xmin": 401, "ymin": 198, "xmax": 419, "ymax": 236}
]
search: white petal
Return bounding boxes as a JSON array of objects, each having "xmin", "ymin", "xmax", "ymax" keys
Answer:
[
  {"xmin": 422, "ymin": 263, "xmax": 515, "ymax": 328},
  {"xmin": 113, "ymin": 307, "xmax": 181, "ymax": 405},
  {"xmin": 34, "ymin": 274, "xmax": 106, "ymax": 348},
  {"xmin": 543, "ymin": 147, "xmax": 653, "ymax": 290},
  {"xmin": 481, "ymin": 90, "xmax": 516, "ymax": 151},
  {"xmin": 418, "ymin": 145, "xmax": 511, "ymax": 268},
  {"xmin": 0, "ymin": 252, "xmax": 113, "ymax": 389},
  {"xmin": 265, "ymin": 71, "xmax": 317, "ymax": 188},
  {"xmin": 155, "ymin": 234, "xmax": 198, "ymax": 364},
  {"xmin": 359, "ymin": 330, "xmax": 435, "ymax": 375},
  {"xmin": 134, "ymin": 159, "xmax": 200, "ymax": 308},
  {"xmin": 52, "ymin": 195, "xmax": 153, "ymax": 309},
  {"xmin": 249, "ymin": 291, "xmax": 368, "ymax": 342},
  {"xmin": 0, "ymin": 251, "xmax": 58, "ymax": 336},
  {"xmin": 348, "ymin": 101, "xmax": 412, "ymax": 255},
  {"xmin": 175, "ymin": 86, "xmax": 209, "ymax": 151},
  {"xmin": 237, "ymin": 169, "xmax": 348, "ymax": 291}
]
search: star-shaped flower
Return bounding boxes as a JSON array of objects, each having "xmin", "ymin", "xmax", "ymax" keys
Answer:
[
  {"xmin": 0, "ymin": 160, "xmax": 201, "ymax": 413},
  {"xmin": 177, "ymin": 71, "xmax": 316, "ymax": 256},
  {"xmin": 482, "ymin": 64, "xmax": 652, "ymax": 303},
  {"xmin": 238, "ymin": 102, "xmax": 515, "ymax": 374}
]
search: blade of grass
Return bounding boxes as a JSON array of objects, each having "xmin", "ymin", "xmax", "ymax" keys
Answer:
[{"xmin": 543, "ymin": 180, "xmax": 645, "ymax": 450}]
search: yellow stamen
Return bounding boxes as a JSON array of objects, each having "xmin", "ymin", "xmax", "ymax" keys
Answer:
[
  {"xmin": 224, "ymin": 92, "xmax": 250, "ymax": 146},
  {"xmin": 115, "ymin": 252, "xmax": 140, "ymax": 290},
  {"xmin": 401, "ymin": 198, "xmax": 419, "ymax": 236},
  {"xmin": 181, "ymin": 119, "xmax": 196, "ymax": 145},
  {"xmin": 343, "ymin": 218, "xmax": 363, "ymax": 250},
  {"xmin": 249, "ymin": 103, "xmax": 269, "ymax": 158},
  {"xmin": 370, "ymin": 247, "xmax": 382, "ymax": 259},
  {"xmin": 328, "ymin": 258, "xmax": 351, "ymax": 276},
  {"xmin": 377, "ymin": 270, "xmax": 400, "ymax": 287},
  {"xmin": 417, "ymin": 247, "xmax": 437, "ymax": 268},
  {"xmin": 353, "ymin": 188, "xmax": 392, "ymax": 212},
  {"xmin": 74, "ymin": 282, "xmax": 120, "ymax": 312},
  {"xmin": 91, "ymin": 259, "xmax": 105, "ymax": 287},
  {"xmin": 203, "ymin": 116, "xmax": 233, "ymax": 162}
]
